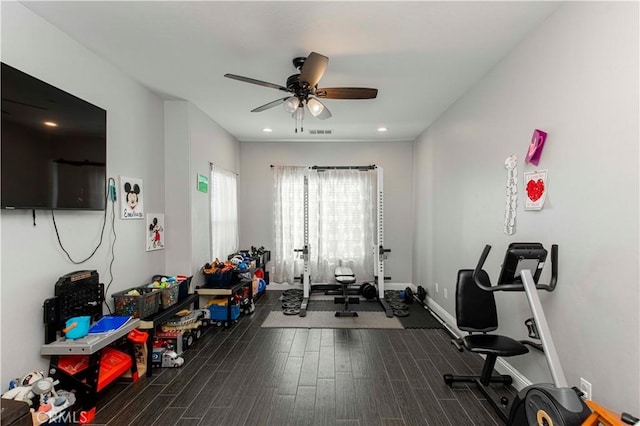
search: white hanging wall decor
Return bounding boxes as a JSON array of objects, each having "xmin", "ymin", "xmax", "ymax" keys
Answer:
[{"xmin": 504, "ymin": 155, "xmax": 518, "ymax": 235}]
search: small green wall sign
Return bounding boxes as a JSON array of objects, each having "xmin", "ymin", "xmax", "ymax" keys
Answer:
[{"xmin": 197, "ymin": 174, "xmax": 209, "ymax": 193}]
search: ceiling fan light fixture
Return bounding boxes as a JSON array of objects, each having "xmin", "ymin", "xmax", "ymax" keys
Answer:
[
  {"xmin": 293, "ymin": 107, "xmax": 305, "ymax": 121},
  {"xmin": 306, "ymin": 98, "xmax": 325, "ymax": 117},
  {"xmin": 283, "ymin": 97, "xmax": 300, "ymax": 113}
]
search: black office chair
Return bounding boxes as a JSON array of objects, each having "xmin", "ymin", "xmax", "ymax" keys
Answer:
[{"xmin": 444, "ymin": 269, "xmax": 529, "ymax": 388}]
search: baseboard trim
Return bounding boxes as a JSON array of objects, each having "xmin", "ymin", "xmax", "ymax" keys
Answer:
[
  {"xmin": 426, "ymin": 295, "xmax": 532, "ymax": 391},
  {"xmin": 384, "ymin": 282, "xmax": 413, "ymax": 290}
]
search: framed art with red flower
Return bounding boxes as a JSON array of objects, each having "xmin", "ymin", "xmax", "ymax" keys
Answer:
[{"xmin": 524, "ymin": 170, "xmax": 547, "ymax": 210}]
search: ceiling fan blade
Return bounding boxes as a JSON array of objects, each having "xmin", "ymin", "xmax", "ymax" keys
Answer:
[
  {"xmin": 224, "ymin": 74, "xmax": 289, "ymax": 92},
  {"xmin": 307, "ymin": 98, "xmax": 332, "ymax": 120},
  {"xmin": 250, "ymin": 97, "xmax": 291, "ymax": 112},
  {"xmin": 299, "ymin": 52, "xmax": 329, "ymax": 88},
  {"xmin": 315, "ymin": 87, "xmax": 378, "ymax": 99}
]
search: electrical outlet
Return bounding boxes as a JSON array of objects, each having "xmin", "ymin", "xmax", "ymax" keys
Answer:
[
  {"xmin": 580, "ymin": 378, "xmax": 592, "ymax": 400},
  {"xmin": 443, "ymin": 288, "xmax": 448, "ymax": 299},
  {"xmin": 435, "ymin": 282, "xmax": 439, "ymax": 293}
]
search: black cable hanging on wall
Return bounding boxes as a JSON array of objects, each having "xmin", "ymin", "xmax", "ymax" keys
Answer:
[{"xmin": 51, "ymin": 177, "xmax": 115, "ymax": 264}]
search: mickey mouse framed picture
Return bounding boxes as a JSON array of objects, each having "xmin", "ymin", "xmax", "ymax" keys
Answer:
[
  {"xmin": 120, "ymin": 176, "xmax": 144, "ymax": 219},
  {"xmin": 146, "ymin": 213, "xmax": 165, "ymax": 251}
]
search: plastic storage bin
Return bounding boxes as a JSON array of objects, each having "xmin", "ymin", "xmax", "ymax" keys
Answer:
[
  {"xmin": 177, "ymin": 276, "xmax": 191, "ymax": 300},
  {"xmin": 208, "ymin": 304, "xmax": 240, "ymax": 322},
  {"xmin": 112, "ymin": 287, "xmax": 160, "ymax": 318},
  {"xmin": 159, "ymin": 284, "xmax": 179, "ymax": 309},
  {"xmin": 203, "ymin": 270, "xmax": 233, "ymax": 288}
]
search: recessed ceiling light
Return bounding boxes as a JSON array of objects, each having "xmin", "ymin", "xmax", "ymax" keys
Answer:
[
  {"xmin": 44, "ymin": 121, "xmax": 58, "ymax": 127},
  {"xmin": 262, "ymin": 128, "xmax": 273, "ymax": 132},
  {"xmin": 377, "ymin": 127, "xmax": 388, "ymax": 132}
]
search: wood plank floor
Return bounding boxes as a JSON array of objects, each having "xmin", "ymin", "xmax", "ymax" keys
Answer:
[{"xmin": 89, "ymin": 291, "xmax": 513, "ymax": 425}]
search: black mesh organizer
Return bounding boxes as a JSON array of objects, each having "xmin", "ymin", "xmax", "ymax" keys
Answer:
[{"xmin": 43, "ymin": 270, "xmax": 104, "ymax": 344}]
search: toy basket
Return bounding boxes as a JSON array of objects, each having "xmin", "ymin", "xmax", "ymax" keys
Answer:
[
  {"xmin": 159, "ymin": 284, "xmax": 179, "ymax": 309},
  {"xmin": 112, "ymin": 287, "xmax": 160, "ymax": 318}
]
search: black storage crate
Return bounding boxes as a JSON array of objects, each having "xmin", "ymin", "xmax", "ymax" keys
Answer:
[
  {"xmin": 178, "ymin": 276, "xmax": 191, "ymax": 300},
  {"xmin": 203, "ymin": 270, "xmax": 233, "ymax": 288}
]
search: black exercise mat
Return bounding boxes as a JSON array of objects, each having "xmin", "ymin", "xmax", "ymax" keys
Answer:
[
  {"xmin": 307, "ymin": 299, "xmax": 384, "ymax": 312},
  {"xmin": 395, "ymin": 301, "xmax": 444, "ymax": 329},
  {"xmin": 273, "ymin": 297, "xmax": 384, "ymax": 312}
]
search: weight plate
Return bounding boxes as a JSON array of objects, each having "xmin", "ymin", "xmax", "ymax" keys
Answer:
[
  {"xmin": 283, "ymin": 297, "xmax": 303, "ymax": 303},
  {"xmin": 283, "ymin": 293, "xmax": 303, "ymax": 299},
  {"xmin": 283, "ymin": 308, "xmax": 300, "ymax": 315},
  {"xmin": 404, "ymin": 287, "xmax": 414, "ymax": 304},
  {"xmin": 393, "ymin": 310, "xmax": 409, "ymax": 317},
  {"xmin": 282, "ymin": 302, "xmax": 300, "ymax": 309},
  {"xmin": 417, "ymin": 286, "xmax": 427, "ymax": 303},
  {"xmin": 362, "ymin": 284, "xmax": 377, "ymax": 300},
  {"xmin": 389, "ymin": 302, "xmax": 408, "ymax": 310}
]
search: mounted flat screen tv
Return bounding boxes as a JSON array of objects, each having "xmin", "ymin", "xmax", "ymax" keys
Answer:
[{"xmin": 1, "ymin": 62, "xmax": 107, "ymax": 210}]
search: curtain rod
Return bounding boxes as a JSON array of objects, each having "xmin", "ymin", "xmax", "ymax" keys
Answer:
[
  {"xmin": 270, "ymin": 165, "xmax": 376, "ymax": 170},
  {"xmin": 209, "ymin": 163, "xmax": 239, "ymax": 175}
]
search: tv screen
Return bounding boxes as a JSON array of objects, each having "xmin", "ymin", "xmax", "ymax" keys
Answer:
[{"xmin": 1, "ymin": 62, "xmax": 106, "ymax": 210}]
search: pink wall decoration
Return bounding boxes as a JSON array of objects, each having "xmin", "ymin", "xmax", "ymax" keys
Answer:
[{"xmin": 525, "ymin": 129, "xmax": 547, "ymax": 166}]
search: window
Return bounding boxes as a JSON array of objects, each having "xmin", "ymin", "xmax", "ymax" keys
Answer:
[
  {"xmin": 272, "ymin": 166, "xmax": 375, "ymax": 284},
  {"xmin": 210, "ymin": 165, "xmax": 238, "ymax": 261}
]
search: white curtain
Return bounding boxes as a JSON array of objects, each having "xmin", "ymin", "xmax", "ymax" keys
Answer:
[
  {"xmin": 272, "ymin": 166, "xmax": 308, "ymax": 283},
  {"xmin": 210, "ymin": 165, "xmax": 238, "ymax": 261},
  {"xmin": 273, "ymin": 166, "xmax": 375, "ymax": 284},
  {"xmin": 314, "ymin": 169, "xmax": 375, "ymax": 283}
]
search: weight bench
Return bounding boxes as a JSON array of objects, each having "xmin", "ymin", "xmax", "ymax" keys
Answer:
[{"xmin": 334, "ymin": 266, "xmax": 359, "ymax": 317}]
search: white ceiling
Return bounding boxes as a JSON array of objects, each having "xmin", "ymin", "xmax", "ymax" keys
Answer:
[{"xmin": 22, "ymin": 1, "xmax": 560, "ymax": 143}]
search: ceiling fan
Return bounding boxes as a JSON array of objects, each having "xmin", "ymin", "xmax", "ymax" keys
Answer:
[{"xmin": 224, "ymin": 52, "xmax": 378, "ymax": 132}]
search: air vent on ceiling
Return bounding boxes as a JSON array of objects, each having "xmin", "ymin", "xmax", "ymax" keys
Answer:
[{"xmin": 308, "ymin": 129, "xmax": 333, "ymax": 135}]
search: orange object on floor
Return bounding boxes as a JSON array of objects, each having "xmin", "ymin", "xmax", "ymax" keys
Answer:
[{"xmin": 583, "ymin": 400, "xmax": 627, "ymax": 426}]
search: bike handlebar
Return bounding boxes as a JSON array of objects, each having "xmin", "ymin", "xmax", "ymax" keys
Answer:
[{"xmin": 472, "ymin": 244, "xmax": 558, "ymax": 293}]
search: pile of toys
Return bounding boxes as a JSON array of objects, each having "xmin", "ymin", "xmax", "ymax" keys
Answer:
[
  {"xmin": 202, "ymin": 258, "xmax": 234, "ymax": 275},
  {"xmin": 2, "ymin": 370, "xmax": 75, "ymax": 425},
  {"xmin": 146, "ymin": 275, "xmax": 181, "ymax": 290},
  {"xmin": 152, "ymin": 309, "xmax": 206, "ymax": 368}
]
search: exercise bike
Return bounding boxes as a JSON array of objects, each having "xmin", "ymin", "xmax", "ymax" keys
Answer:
[{"xmin": 445, "ymin": 243, "xmax": 591, "ymax": 425}]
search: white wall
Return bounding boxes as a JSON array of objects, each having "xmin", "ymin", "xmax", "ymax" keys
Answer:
[
  {"xmin": 164, "ymin": 100, "xmax": 241, "ymax": 289},
  {"xmin": 412, "ymin": 2, "xmax": 639, "ymax": 413},
  {"xmin": 239, "ymin": 141, "xmax": 414, "ymax": 285},
  {"xmin": 0, "ymin": 3, "xmax": 166, "ymax": 384},
  {"xmin": 187, "ymin": 103, "xmax": 240, "ymax": 288}
]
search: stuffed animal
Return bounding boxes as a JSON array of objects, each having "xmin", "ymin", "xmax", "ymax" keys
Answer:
[
  {"xmin": 2, "ymin": 384, "xmax": 36, "ymax": 406},
  {"xmin": 2, "ymin": 370, "xmax": 45, "ymax": 406},
  {"xmin": 3, "ymin": 371, "xmax": 74, "ymax": 425}
]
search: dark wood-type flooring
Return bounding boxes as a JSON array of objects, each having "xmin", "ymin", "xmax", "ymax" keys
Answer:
[{"xmin": 89, "ymin": 291, "xmax": 514, "ymax": 425}]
